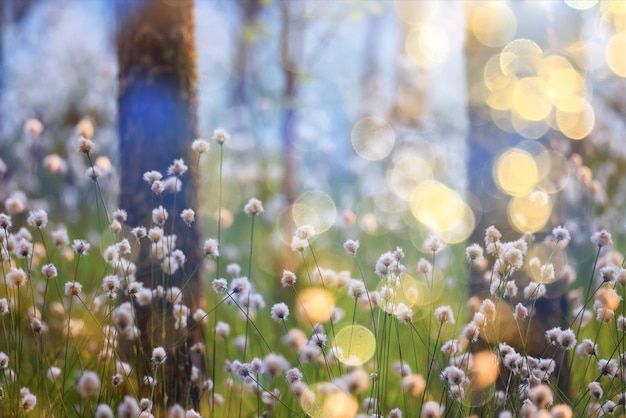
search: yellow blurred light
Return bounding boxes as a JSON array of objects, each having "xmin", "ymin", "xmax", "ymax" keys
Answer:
[
  {"xmin": 471, "ymin": 2, "xmax": 517, "ymax": 48},
  {"xmin": 394, "ymin": 0, "xmax": 440, "ymax": 26},
  {"xmin": 555, "ymin": 100, "xmax": 595, "ymax": 140},
  {"xmin": 512, "ymin": 77, "xmax": 552, "ymax": 121},
  {"xmin": 491, "ymin": 108, "xmax": 516, "ymax": 133},
  {"xmin": 409, "ymin": 180, "xmax": 475, "ymax": 243},
  {"xmin": 500, "ymin": 39, "xmax": 543, "ymax": 77},
  {"xmin": 537, "ymin": 55, "xmax": 573, "ymax": 79},
  {"xmin": 405, "ymin": 24, "xmax": 450, "ymax": 68},
  {"xmin": 527, "ymin": 242, "xmax": 568, "ymax": 284},
  {"xmin": 535, "ymin": 150, "xmax": 570, "ymax": 194},
  {"xmin": 296, "ymin": 288, "xmax": 335, "ymax": 324},
  {"xmin": 301, "ymin": 384, "xmax": 359, "ymax": 418},
  {"xmin": 470, "ymin": 351, "xmax": 500, "ymax": 389},
  {"xmin": 484, "ymin": 54, "xmax": 516, "ymax": 91},
  {"xmin": 606, "ymin": 34, "xmax": 626, "ymax": 77},
  {"xmin": 43, "ymin": 154, "xmax": 66, "ymax": 174},
  {"xmin": 485, "ymin": 84, "xmax": 515, "ymax": 111},
  {"xmin": 359, "ymin": 213, "xmax": 379, "ymax": 235},
  {"xmin": 603, "ymin": 1, "xmax": 626, "ymax": 14},
  {"xmin": 510, "ymin": 113, "xmax": 550, "ymax": 140},
  {"xmin": 564, "ymin": 0, "xmax": 599, "ymax": 10},
  {"xmin": 596, "ymin": 287, "xmax": 621, "ymax": 311},
  {"xmin": 76, "ymin": 118, "xmax": 95, "ymax": 139},
  {"xmin": 351, "ymin": 117, "xmax": 395, "ymax": 161},
  {"xmin": 494, "ymin": 149, "xmax": 538, "ymax": 196},
  {"xmin": 292, "ymin": 190, "xmax": 337, "ymax": 234},
  {"xmin": 508, "ymin": 192, "xmax": 552, "ymax": 233},
  {"xmin": 333, "ymin": 325, "xmax": 376, "ymax": 366},
  {"xmin": 95, "ymin": 156, "xmax": 112, "ymax": 172},
  {"xmin": 389, "ymin": 153, "xmax": 433, "ymax": 200},
  {"xmin": 547, "ymin": 69, "xmax": 587, "ymax": 111}
]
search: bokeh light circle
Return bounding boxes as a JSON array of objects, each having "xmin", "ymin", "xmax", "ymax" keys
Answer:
[
  {"xmin": 494, "ymin": 149, "xmax": 538, "ymax": 197},
  {"xmin": 405, "ymin": 24, "xmax": 450, "ymax": 68},
  {"xmin": 333, "ymin": 325, "xmax": 376, "ymax": 366},
  {"xmin": 556, "ymin": 100, "xmax": 595, "ymax": 140},
  {"xmin": 512, "ymin": 77, "xmax": 552, "ymax": 121},
  {"xmin": 605, "ymin": 34, "xmax": 626, "ymax": 77},
  {"xmin": 300, "ymin": 383, "xmax": 359, "ymax": 418},
  {"xmin": 527, "ymin": 242, "xmax": 568, "ymax": 284},
  {"xmin": 394, "ymin": 0, "xmax": 440, "ymax": 26},
  {"xmin": 564, "ymin": 0, "xmax": 599, "ymax": 10},
  {"xmin": 471, "ymin": 2, "xmax": 517, "ymax": 48},
  {"xmin": 500, "ymin": 39, "xmax": 543, "ymax": 77},
  {"xmin": 292, "ymin": 190, "xmax": 337, "ymax": 234},
  {"xmin": 535, "ymin": 150, "xmax": 570, "ymax": 194},
  {"xmin": 507, "ymin": 192, "xmax": 552, "ymax": 233},
  {"xmin": 409, "ymin": 180, "xmax": 475, "ymax": 243},
  {"xmin": 351, "ymin": 117, "xmax": 395, "ymax": 161},
  {"xmin": 296, "ymin": 288, "xmax": 335, "ymax": 324},
  {"xmin": 470, "ymin": 351, "xmax": 501, "ymax": 389},
  {"xmin": 389, "ymin": 152, "xmax": 433, "ymax": 201}
]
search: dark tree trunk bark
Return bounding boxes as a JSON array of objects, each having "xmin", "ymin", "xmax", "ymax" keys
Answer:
[{"xmin": 116, "ymin": 0, "xmax": 201, "ymax": 408}]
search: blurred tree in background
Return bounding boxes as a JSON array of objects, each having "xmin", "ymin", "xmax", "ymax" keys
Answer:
[{"xmin": 116, "ymin": 0, "xmax": 202, "ymax": 407}]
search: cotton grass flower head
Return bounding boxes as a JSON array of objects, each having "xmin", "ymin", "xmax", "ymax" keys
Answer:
[
  {"xmin": 65, "ymin": 281, "xmax": 82, "ymax": 297},
  {"xmin": 0, "ymin": 299, "xmax": 8, "ymax": 315},
  {"xmin": 78, "ymin": 136, "xmax": 95, "ymax": 154},
  {"xmin": 15, "ymin": 238, "xmax": 33, "ymax": 259},
  {"xmin": 291, "ymin": 236, "xmax": 308, "ymax": 252},
  {"xmin": 280, "ymin": 269, "xmax": 297, "ymax": 287},
  {"xmin": 270, "ymin": 302, "xmax": 289, "ymax": 321},
  {"xmin": 46, "ymin": 367, "xmax": 61, "ymax": 381},
  {"xmin": 294, "ymin": 224, "xmax": 315, "ymax": 241},
  {"xmin": 151, "ymin": 180, "xmax": 164, "ymax": 194},
  {"xmin": 203, "ymin": 238, "xmax": 219, "ymax": 257},
  {"xmin": 343, "ymin": 239, "xmax": 360, "ymax": 255},
  {"xmin": 5, "ymin": 194, "xmax": 25, "ymax": 215},
  {"xmin": 180, "ymin": 208, "xmax": 195, "ymax": 226},
  {"xmin": 421, "ymin": 401, "xmax": 443, "ymax": 418},
  {"xmin": 212, "ymin": 128, "xmax": 230, "ymax": 145},
  {"xmin": 424, "ymin": 235, "xmax": 445, "ymax": 253},
  {"xmin": 192, "ymin": 138, "xmax": 209, "ymax": 154},
  {"xmin": 552, "ymin": 225, "xmax": 571, "ymax": 244},
  {"xmin": 244, "ymin": 197, "xmax": 264, "ymax": 216},
  {"xmin": 20, "ymin": 388, "xmax": 36, "ymax": 413},
  {"xmin": 465, "ymin": 243, "xmax": 484, "ymax": 263},
  {"xmin": 6, "ymin": 267, "xmax": 27, "ymax": 288},
  {"xmin": 211, "ymin": 278, "xmax": 228, "ymax": 294},
  {"xmin": 0, "ymin": 213, "xmax": 11, "ymax": 230},
  {"xmin": 434, "ymin": 306, "xmax": 455, "ymax": 325},
  {"xmin": 591, "ymin": 229, "xmax": 613, "ymax": 248},
  {"xmin": 85, "ymin": 166, "xmax": 102, "ymax": 181},
  {"xmin": 0, "ymin": 353, "xmax": 8, "ymax": 369},
  {"xmin": 151, "ymin": 347, "xmax": 167, "ymax": 365},
  {"xmin": 152, "ymin": 205, "xmax": 168, "ymax": 226},
  {"xmin": 78, "ymin": 371, "xmax": 100, "ymax": 398},
  {"xmin": 27, "ymin": 209, "xmax": 48, "ymax": 229},
  {"xmin": 167, "ymin": 158, "xmax": 188, "ymax": 176},
  {"xmin": 72, "ymin": 239, "xmax": 90, "ymax": 255},
  {"xmin": 575, "ymin": 339, "xmax": 597, "ymax": 357}
]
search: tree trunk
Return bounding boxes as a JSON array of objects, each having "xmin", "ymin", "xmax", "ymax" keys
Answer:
[{"xmin": 116, "ymin": 0, "xmax": 201, "ymax": 408}]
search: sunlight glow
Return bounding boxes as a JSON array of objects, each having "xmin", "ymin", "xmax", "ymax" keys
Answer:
[
  {"xmin": 494, "ymin": 149, "xmax": 538, "ymax": 197},
  {"xmin": 471, "ymin": 2, "xmax": 517, "ymax": 48},
  {"xmin": 333, "ymin": 325, "xmax": 376, "ymax": 366},
  {"xmin": 351, "ymin": 117, "xmax": 395, "ymax": 161},
  {"xmin": 296, "ymin": 288, "xmax": 335, "ymax": 324},
  {"xmin": 409, "ymin": 180, "xmax": 474, "ymax": 243},
  {"xmin": 293, "ymin": 190, "xmax": 337, "ymax": 234}
]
